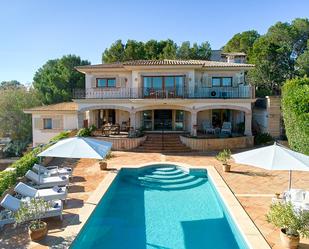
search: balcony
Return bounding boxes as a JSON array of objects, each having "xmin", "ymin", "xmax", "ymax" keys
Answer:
[{"xmin": 73, "ymin": 85, "xmax": 254, "ymax": 99}]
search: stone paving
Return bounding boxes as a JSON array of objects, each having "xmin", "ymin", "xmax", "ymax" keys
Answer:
[{"xmin": 0, "ymin": 150, "xmax": 308, "ymax": 249}]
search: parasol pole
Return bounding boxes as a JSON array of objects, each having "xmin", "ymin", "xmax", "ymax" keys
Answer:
[{"xmin": 288, "ymin": 170, "xmax": 292, "ymax": 190}]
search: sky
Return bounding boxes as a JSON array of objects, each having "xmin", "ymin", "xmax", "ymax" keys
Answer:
[{"xmin": 0, "ymin": 0, "xmax": 308, "ymax": 84}]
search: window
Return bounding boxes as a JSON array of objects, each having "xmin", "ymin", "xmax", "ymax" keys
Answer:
[
  {"xmin": 96, "ymin": 78, "xmax": 116, "ymax": 88},
  {"xmin": 175, "ymin": 110, "xmax": 184, "ymax": 131},
  {"xmin": 143, "ymin": 75, "xmax": 185, "ymax": 97},
  {"xmin": 43, "ymin": 118, "xmax": 52, "ymax": 129},
  {"xmin": 142, "ymin": 110, "xmax": 152, "ymax": 130},
  {"xmin": 212, "ymin": 77, "xmax": 232, "ymax": 87}
]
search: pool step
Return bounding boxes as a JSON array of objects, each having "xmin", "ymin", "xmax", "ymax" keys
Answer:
[
  {"xmin": 126, "ymin": 166, "xmax": 206, "ymax": 190},
  {"xmin": 134, "ymin": 134, "xmax": 192, "ymax": 153}
]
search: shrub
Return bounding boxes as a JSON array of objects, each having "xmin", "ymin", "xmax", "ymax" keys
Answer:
[
  {"xmin": 77, "ymin": 127, "xmax": 92, "ymax": 137},
  {"xmin": 267, "ymin": 202, "xmax": 309, "ymax": 237},
  {"xmin": 0, "ymin": 170, "xmax": 17, "ymax": 195},
  {"xmin": 216, "ymin": 149, "xmax": 231, "ymax": 165},
  {"xmin": 3, "ymin": 140, "xmax": 29, "ymax": 157},
  {"xmin": 254, "ymin": 133, "xmax": 273, "ymax": 145},
  {"xmin": 282, "ymin": 77, "xmax": 309, "ymax": 155},
  {"xmin": 49, "ymin": 131, "xmax": 70, "ymax": 143}
]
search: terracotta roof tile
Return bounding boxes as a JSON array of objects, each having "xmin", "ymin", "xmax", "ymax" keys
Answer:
[
  {"xmin": 75, "ymin": 59, "xmax": 254, "ymax": 71},
  {"xmin": 24, "ymin": 102, "xmax": 78, "ymax": 112}
]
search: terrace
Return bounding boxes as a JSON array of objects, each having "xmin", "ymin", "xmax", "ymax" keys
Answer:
[
  {"xmin": 72, "ymin": 85, "xmax": 254, "ymax": 99},
  {"xmin": 0, "ymin": 150, "xmax": 308, "ymax": 248}
]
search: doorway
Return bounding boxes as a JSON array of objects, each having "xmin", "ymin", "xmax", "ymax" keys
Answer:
[{"xmin": 154, "ymin": 110, "xmax": 172, "ymax": 130}]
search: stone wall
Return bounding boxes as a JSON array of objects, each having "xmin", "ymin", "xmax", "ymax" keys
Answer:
[
  {"xmin": 180, "ymin": 136, "xmax": 254, "ymax": 151},
  {"xmin": 94, "ymin": 136, "xmax": 147, "ymax": 151},
  {"xmin": 266, "ymin": 96, "xmax": 282, "ymax": 138}
]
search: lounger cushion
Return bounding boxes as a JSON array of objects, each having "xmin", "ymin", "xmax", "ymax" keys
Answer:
[
  {"xmin": 14, "ymin": 182, "xmax": 37, "ymax": 198},
  {"xmin": 0, "ymin": 194, "xmax": 21, "ymax": 212},
  {"xmin": 26, "ymin": 170, "xmax": 69, "ymax": 187},
  {"xmin": 15, "ymin": 182, "xmax": 67, "ymax": 201}
]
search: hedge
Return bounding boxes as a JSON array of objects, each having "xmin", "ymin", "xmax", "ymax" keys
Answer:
[
  {"xmin": 0, "ymin": 131, "xmax": 70, "ymax": 196},
  {"xmin": 282, "ymin": 77, "xmax": 309, "ymax": 155}
]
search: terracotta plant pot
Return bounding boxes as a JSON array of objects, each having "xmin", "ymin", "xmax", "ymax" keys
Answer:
[
  {"xmin": 29, "ymin": 221, "xmax": 47, "ymax": 241},
  {"xmin": 223, "ymin": 164, "xmax": 231, "ymax": 172},
  {"xmin": 99, "ymin": 161, "xmax": 107, "ymax": 170},
  {"xmin": 280, "ymin": 228, "xmax": 300, "ymax": 249}
]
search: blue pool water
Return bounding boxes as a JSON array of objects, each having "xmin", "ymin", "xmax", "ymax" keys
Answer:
[{"xmin": 71, "ymin": 165, "xmax": 249, "ymax": 249}]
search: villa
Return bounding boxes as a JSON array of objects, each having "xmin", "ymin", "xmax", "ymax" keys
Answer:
[{"xmin": 25, "ymin": 54, "xmax": 256, "ymax": 150}]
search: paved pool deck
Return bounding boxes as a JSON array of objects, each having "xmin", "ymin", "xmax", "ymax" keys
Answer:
[{"xmin": 0, "ymin": 151, "xmax": 308, "ymax": 249}]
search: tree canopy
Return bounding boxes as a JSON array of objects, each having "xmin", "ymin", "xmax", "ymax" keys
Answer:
[
  {"xmin": 33, "ymin": 55, "xmax": 90, "ymax": 104},
  {"xmin": 102, "ymin": 39, "xmax": 211, "ymax": 63},
  {"xmin": 0, "ymin": 80, "xmax": 23, "ymax": 90},
  {"xmin": 223, "ymin": 30, "xmax": 260, "ymax": 59},
  {"xmin": 0, "ymin": 88, "xmax": 42, "ymax": 143},
  {"xmin": 245, "ymin": 18, "xmax": 309, "ymax": 96},
  {"xmin": 282, "ymin": 77, "xmax": 309, "ymax": 155}
]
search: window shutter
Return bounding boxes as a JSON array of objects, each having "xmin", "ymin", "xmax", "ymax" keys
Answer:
[
  {"xmin": 52, "ymin": 117, "xmax": 63, "ymax": 130},
  {"xmin": 207, "ymin": 76, "xmax": 212, "ymax": 87},
  {"xmin": 91, "ymin": 76, "xmax": 97, "ymax": 88},
  {"xmin": 232, "ymin": 75, "xmax": 238, "ymax": 87},
  {"xmin": 120, "ymin": 77, "xmax": 126, "ymax": 87},
  {"xmin": 34, "ymin": 118, "xmax": 43, "ymax": 129},
  {"xmin": 202, "ymin": 73, "xmax": 208, "ymax": 87},
  {"xmin": 116, "ymin": 77, "xmax": 121, "ymax": 88}
]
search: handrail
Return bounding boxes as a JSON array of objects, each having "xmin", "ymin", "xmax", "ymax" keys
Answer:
[{"xmin": 72, "ymin": 85, "xmax": 253, "ymax": 99}]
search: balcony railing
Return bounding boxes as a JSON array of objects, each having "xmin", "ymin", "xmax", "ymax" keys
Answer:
[{"xmin": 73, "ymin": 85, "xmax": 254, "ymax": 99}]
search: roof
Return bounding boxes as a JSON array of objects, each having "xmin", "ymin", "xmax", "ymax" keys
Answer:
[
  {"xmin": 221, "ymin": 52, "xmax": 247, "ymax": 56},
  {"xmin": 75, "ymin": 59, "xmax": 254, "ymax": 71},
  {"xmin": 24, "ymin": 102, "xmax": 78, "ymax": 113}
]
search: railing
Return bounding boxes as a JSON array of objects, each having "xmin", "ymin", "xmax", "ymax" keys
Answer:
[{"xmin": 73, "ymin": 85, "xmax": 254, "ymax": 99}]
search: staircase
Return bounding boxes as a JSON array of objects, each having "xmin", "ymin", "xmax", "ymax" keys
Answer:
[{"xmin": 135, "ymin": 134, "xmax": 192, "ymax": 153}]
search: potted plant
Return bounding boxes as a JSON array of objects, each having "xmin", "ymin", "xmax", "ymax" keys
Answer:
[
  {"xmin": 15, "ymin": 198, "xmax": 51, "ymax": 241},
  {"xmin": 216, "ymin": 149, "xmax": 232, "ymax": 172},
  {"xmin": 267, "ymin": 202, "xmax": 309, "ymax": 249},
  {"xmin": 99, "ymin": 151, "xmax": 113, "ymax": 170}
]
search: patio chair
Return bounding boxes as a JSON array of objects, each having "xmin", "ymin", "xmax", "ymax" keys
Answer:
[
  {"xmin": 25, "ymin": 170, "xmax": 69, "ymax": 189},
  {"xmin": 221, "ymin": 122, "xmax": 232, "ymax": 134},
  {"xmin": 202, "ymin": 120, "xmax": 215, "ymax": 134},
  {"xmin": 14, "ymin": 182, "xmax": 67, "ymax": 202},
  {"xmin": 33, "ymin": 163, "xmax": 72, "ymax": 177},
  {"xmin": 0, "ymin": 194, "xmax": 62, "ymax": 227}
]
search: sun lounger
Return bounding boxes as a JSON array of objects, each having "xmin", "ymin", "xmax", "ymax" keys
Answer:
[
  {"xmin": 0, "ymin": 194, "xmax": 62, "ymax": 227},
  {"xmin": 33, "ymin": 164, "xmax": 72, "ymax": 177},
  {"xmin": 25, "ymin": 170, "xmax": 69, "ymax": 188},
  {"xmin": 14, "ymin": 182, "xmax": 67, "ymax": 201}
]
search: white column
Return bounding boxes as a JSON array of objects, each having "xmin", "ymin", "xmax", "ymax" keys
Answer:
[
  {"xmin": 244, "ymin": 112, "xmax": 252, "ymax": 136},
  {"xmin": 190, "ymin": 111, "xmax": 197, "ymax": 136},
  {"xmin": 77, "ymin": 112, "xmax": 84, "ymax": 129},
  {"xmin": 130, "ymin": 112, "xmax": 136, "ymax": 129}
]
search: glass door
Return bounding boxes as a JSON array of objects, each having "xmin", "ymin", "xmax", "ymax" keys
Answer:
[{"xmin": 175, "ymin": 110, "xmax": 184, "ymax": 130}]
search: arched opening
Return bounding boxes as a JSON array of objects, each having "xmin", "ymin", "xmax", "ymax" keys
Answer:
[
  {"xmin": 197, "ymin": 109, "xmax": 246, "ymax": 137},
  {"xmin": 82, "ymin": 107, "xmax": 131, "ymax": 136}
]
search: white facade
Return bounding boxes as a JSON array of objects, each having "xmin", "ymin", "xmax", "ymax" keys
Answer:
[{"xmin": 25, "ymin": 59, "xmax": 255, "ymax": 145}]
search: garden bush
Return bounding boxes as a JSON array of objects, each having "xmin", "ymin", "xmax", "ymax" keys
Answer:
[
  {"xmin": 254, "ymin": 133, "xmax": 273, "ymax": 145},
  {"xmin": 282, "ymin": 77, "xmax": 309, "ymax": 155}
]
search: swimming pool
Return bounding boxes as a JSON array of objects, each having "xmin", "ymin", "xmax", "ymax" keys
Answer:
[{"xmin": 71, "ymin": 164, "xmax": 249, "ymax": 249}]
